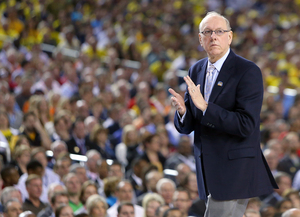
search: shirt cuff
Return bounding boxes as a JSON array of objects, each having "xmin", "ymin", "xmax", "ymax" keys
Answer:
[{"xmin": 177, "ymin": 111, "xmax": 187, "ymax": 123}]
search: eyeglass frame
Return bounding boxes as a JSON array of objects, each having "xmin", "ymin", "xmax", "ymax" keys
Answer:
[{"xmin": 200, "ymin": 29, "xmax": 231, "ymax": 36}]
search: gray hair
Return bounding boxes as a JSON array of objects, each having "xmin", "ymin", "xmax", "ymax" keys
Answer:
[
  {"xmin": 199, "ymin": 11, "xmax": 231, "ymax": 32},
  {"xmin": 51, "ymin": 140, "xmax": 67, "ymax": 151},
  {"xmin": 63, "ymin": 172, "xmax": 78, "ymax": 184},
  {"xmin": 282, "ymin": 208, "xmax": 300, "ymax": 217},
  {"xmin": 142, "ymin": 193, "xmax": 165, "ymax": 217},
  {"xmin": 1, "ymin": 187, "xmax": 19, "ymax": 204},
  {"xmin": 156, "ymin": 178, "xmax": 176, "ymax": 193},
  {"xmin": 84, "ymin": 116, "xmax": 97, "ymax": 127},
  {"xmin": 86, "ymin": 150, "xmax": 101, "ymax": 160},
  {"xmin": 47, "ymin": 183, "xmax": 67, "ymax": 198},
  {"xmin": 86, "ymin": 194, "xmax": 108, "ymax": 215},
  {"xmin": 3, "ymin": 198, "xmax": 21, "ymax": 213},
  {"xmin": 69, "ymin": 163, "xmax": 85, "ymax": 173}
]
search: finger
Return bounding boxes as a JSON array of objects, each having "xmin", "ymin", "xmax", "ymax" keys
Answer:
[
  {"xmin": 168, "ymin": 88, "xmax": 180, "ymax": 97},
  {"xmin": 186, "ymin": 76, "xmax": 196, "ymax": 87},
  {"xmin": 184, "ymin": 76, "xmax": 196, "ymax": 88}
]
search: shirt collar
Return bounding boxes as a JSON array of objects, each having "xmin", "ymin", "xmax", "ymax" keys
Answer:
[
  {"xmin": 132, "ymin": 174, "xmax": 143, "ymax": 186},
  {"xmin": 208, "ymin": 48, "xmax": 230, "ymax": 72}
]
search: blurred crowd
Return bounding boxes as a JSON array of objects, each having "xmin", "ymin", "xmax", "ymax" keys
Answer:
[{"xmin": 1, "ymin": 0, "xmax": 300, "ymax": 217}]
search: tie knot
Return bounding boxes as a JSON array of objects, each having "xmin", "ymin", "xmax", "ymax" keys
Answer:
[{"xmin": 207, "ymin": 64, "xmax": 215, "ymax": 74}]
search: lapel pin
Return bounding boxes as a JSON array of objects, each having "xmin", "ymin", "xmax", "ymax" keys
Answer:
[{"xmin": 217, "ymin": 81, "xmax": 223, "ymax": 86}]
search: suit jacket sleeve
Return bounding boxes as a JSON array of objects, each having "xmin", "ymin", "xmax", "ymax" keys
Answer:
[{"xmin": 174, "ymin": 70, "xmax": 198, "ymax": 135}]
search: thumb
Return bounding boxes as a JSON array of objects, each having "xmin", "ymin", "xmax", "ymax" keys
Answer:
[{"xmin": 197, "ymin": 84, "xmax": 200, "ymax": 90}]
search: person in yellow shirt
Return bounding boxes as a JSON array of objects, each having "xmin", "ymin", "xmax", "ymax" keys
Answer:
[
  {"xmin": 7, "ymin": 7, "xmax": 24, "ymax": 34},
  {"xmin": 0, "ymin": 111, "xmax": 18, "ymax": 151}
]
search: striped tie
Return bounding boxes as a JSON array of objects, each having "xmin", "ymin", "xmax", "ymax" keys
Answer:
[{"xmin": 205, "ymin": 64, "xmax": 215, "ymax": 102}]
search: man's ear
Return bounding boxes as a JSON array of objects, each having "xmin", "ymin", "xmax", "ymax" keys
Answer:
[
  {"xmin": 228, "ymin": 31, "xmax": 233, "ymax": 45},
  {"xmin": 198, "ymin": 33, "xmax": 203, "ymax": 47}
]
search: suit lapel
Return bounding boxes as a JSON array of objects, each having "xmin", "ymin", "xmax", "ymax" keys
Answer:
[
  {"xmin": 196, "ymin": 59, "xmax": 208, "ymax": 96},
  {"xmin": 209, "ymin": 50, "xmax": 235, "ymax": 103}
]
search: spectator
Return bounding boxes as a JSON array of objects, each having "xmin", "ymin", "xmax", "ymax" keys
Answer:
[
  {"xmin": 283, "ymin": 189, "xmax": 300, "ymax": 208},
  {"xmin": 263, "ymin": 172, "xmax": 292, "ymax": 206},
  {"xmin": 266, "ymin": 139, "xmax": 284, "ymax": 160},
  {"xmin": 13, "ymin": 144, "xmax": 31, "ymax": 176},
  {"xmin": 264, "ymin": 149, "xmax": 279, "ymax": 177},
  {"xmin": 243, "ymin": 209, "xmax": 261, "ymax": 217},
  {"xmin": 51, "ymin": 116, "xmax": 71, "ymax": 142},
  {"xmin": 142, "ymin": 193, "xmax": 165, "ymax": 217},
  {"xmin": 282, "ymin": 208, "xmax": 300, "ymax": 217},
  {"xmin": 107, "ymin": 180, "xmax": 144, "ymax": 217},
  {"xmin": 141, "ymin": 170, "xmax": 163, "ymax": 202},
  {"xmin": 156, "ymin": 179, "xmax": 176, "ymax": 206},
  {"xmin": 0, "ymin": 165, "xmax": 19, "ymax": 188},
  {"xmin": 84, "ymin": 116, "xmax": 97, "ymax": 135},
  {"xmin": 75, "ymin": 181, "xmax": 98, "ymax": 215},
  {"xmin": 127, "ymin": 158, "xmax": 149, "ymax": 198},
  {"xmin": 4, "ymin": 93, "xmax": 23, "ymax": 130},
  {"xmin": 63, "ymin": 173, "xmax": 83, "ymax": 213},
  {"xmin": 180, "ymin": 172, "xmax": 199, "ymax": 201},
  {"xmin": 55, "ymin": 204, "xmax": 74, "ymax": 217},
  {"xmin": 60, "ymin": 63, "xmax": 79, "ymax": 99},
  {"xmin": 15, "ymin": 76, "xmax": 33, "ymax": 112},
  {"xmin": 48, "ymin": 140, "xmax": 68, "ymax": 169},
  {"xmin": 164, "ymin": 136, "xmax": 195, "ymax": 172},
  {"xmin": 246, "ymin": 198, "xmax": 262, "ymax": 212},
  {"xmin": 69, "ymin": 164, "xmax": 88, "ymax": 185},
  {"xmin": 31, "ymin": 147, "xmax": 60, "ymax": 188},
  {"xmin": 277, "ymin": 132, "xmax": 300, "ymax": 180},
  {"xmin": 174, "ymin": 164, "xmax": 191, "ymax": 187},
  {"xmin": 17, "ymin": 160, "xmax": 48, "ymax": 203},
  {"xmin": 0, "ymin": 187, "xmax": 22, "ymax": 213},
  {"xmin": 89, "ymin": 124, "xmax": 115, "ymax": 159},
  {"xmin": 53, "ymin": 154, "xmax": 72, "ymax": 182},
  {"xmin": 140, "ymin": 133, "xmax": 166, "ymax": 173},
  {"xmin": 275, "ymin": 199, "xmax": 293, "ymax": 215},
  {"xmin": 103, "ymin": 176, "xmax": 120, "ymax": 207},
  {"xmin": 117, "ymin": 202, "xmax": 135, "ymax": 217},
  {"xmin": 22, "ymin": 174, "xmax": 47, "ymax": 215},
  {"xmin": 19, "ymin": 210, "xmax": 36, "ymax": 217},
  {"xmin": 20, "ymin": 112, "xmax": 51, "ymax": 149},
  {"xmin": 162, "ymin": 208, "xmax": 182, "ymax": 217},
  {"xmin": 86, "ymin": 150, "xmax": 102, "ymax": 183},
  {"xmin": 115, "ymin": 124, "xmax": 140, "ymax": 168},
  {"xmin": 3, "ymin": 199, "xmax": 23, "ymax": 217},
  {"xmin": 155, "ymin": 205, "xmax": 170, "ymax": 217},
  {"xmin": 66, "ymin": 118, "xmax": 89, "ymax": 155},
  {"xmin": 37, "ymin": 191, "xmax": 69, "ymax": 217},
  {"xmin": 0, "ymin": 111, "xmax": 19, "ymax": 152},
  {"xmin": 172, "ymin": 188, "xmax": 193, "ymax": 217},
  {"xmin": 108, "ymin": 161, "xmax": 124, "ymax": 180},
  {"xmin": 86, "ymin": 195, "xmax": 108, "ymax": 217}
]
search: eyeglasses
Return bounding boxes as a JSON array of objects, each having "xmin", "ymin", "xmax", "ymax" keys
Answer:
[{"xmin": 201, "ymin": 29, "xmax": 231, "ymax": 36}]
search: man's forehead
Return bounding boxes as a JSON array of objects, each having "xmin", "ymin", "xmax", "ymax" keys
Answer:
[{"xmin": 202, "ymin": 16, "xmax": 227, "ymax": 29}]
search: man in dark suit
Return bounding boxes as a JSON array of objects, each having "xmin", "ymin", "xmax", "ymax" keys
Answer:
[
  {"xmin": 277, "ymin": 132, "xmax": 300, "ymax": 180},
  {"xmin": 169, "ymin": 11, "xmax": 278, "ymax": 216},
  {"xmin": 66, "ymin": 117, "xmax": 91, "ymax": 155},
  {"xmin": 164, "ymin": 135, "xmax": 195, "ymax": 171}
]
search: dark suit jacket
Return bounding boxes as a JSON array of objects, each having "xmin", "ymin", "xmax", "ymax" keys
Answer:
[
  {"xmin": 66, "ymin": 135, "xmax": 92, "ymax": 155},
  {"xmin": 277, "ymin": 155, "xmax": 300, "ymax": 180},
  {"xmin": 174, "ymin": 49, "xmax": 278, "ymax": 201}
]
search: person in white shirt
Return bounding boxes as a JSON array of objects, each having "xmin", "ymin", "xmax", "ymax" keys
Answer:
[{"xmin": 107, "ymin": 181, "xmax": 144, "ymax": 217}]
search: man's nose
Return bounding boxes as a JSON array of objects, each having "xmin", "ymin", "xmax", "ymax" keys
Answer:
[{"xmin": 210, "ymin": 32, "xmax": 217, "ymax": 39}]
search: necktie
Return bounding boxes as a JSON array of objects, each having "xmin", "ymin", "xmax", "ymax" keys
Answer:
[{"xmin": 205, "ymin": 64, "xmax": 215, "ymax": 102}]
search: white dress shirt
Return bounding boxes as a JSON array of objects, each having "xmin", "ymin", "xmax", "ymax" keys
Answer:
[{"xmin": 107, "ymin": 202, "xmax": 144, "ymax": 217}]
